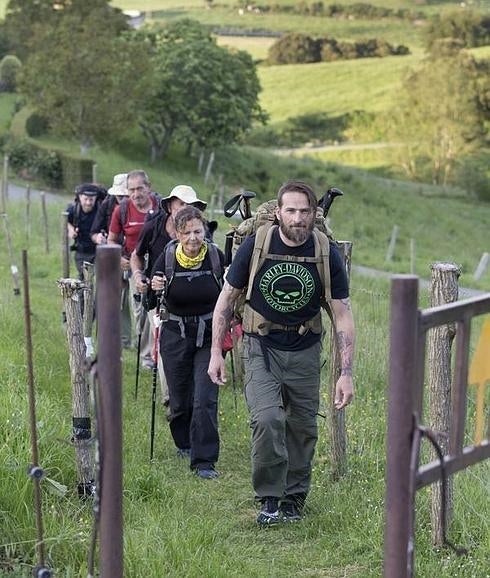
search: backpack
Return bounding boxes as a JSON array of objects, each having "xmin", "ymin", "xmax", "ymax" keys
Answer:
[
  {"xmin": 223, "ymin": 188, "xmax": 344, "ymax": 335},
  {"xmin": 118, "ymin": 192, "xmax": 161, "ymax": 229}
]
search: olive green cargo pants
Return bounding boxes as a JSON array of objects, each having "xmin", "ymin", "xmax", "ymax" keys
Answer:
[{"xmin": 242, "ymin": 335, "xmax": 321, "ymax": 500}]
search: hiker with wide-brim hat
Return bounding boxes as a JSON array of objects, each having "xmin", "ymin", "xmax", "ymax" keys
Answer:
[
  {"xmin": 147, "ymin": 205, "xmax": 224, "ymax": 479},
  {"xmin": 130, "ymin": 184, "xmax": 208, "ymax": 404}
]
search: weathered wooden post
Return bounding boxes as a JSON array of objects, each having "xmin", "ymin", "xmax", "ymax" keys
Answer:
[
  {"xmin": 204, "ymin": 150, "xmax": 215, "ymax": 184},
  {"xmin": 25, "ymin": 185, "xmax": 31, "ymax": 243},
  {"xmin": 410, "ymin": 238, "xmax": 416, "ymax": 274},
  {"xmin": 428, "ymin": 262, "xmax": 460, "ymax": 545},
  {"xmin": 385, "ymin": 224, "xmax": 399, "ymax": 263},
  {"xmin": 96, "ymin": 245, "xmax": 123, "ymax": 578},
  {"xmin": 41, "ymin": 192, "xmax": 50, "ymax": 254},
  {"xmin": 61, "ymin": 211, "xmax": 70, "ymax": 278},
  {"xmin": 1, "ymin": 213, "xmax": 21, "ymax": 295},
  {"xmin": 92, "ymin": 163, "xmax": 98, "ymax": 183},
  {"xmin": 473, "ymin": 252, "xmax": 489, "ymax": 281},
  {"xmin": 82, "ymin": 261, "xmax": 95, "ymax": 359},
  {"xmin": 328, "ymin": 241, "xmax": 352, "ymax": 479},
  {"xmin": 57, "ymin": 278, "xmax": 94, "ymax": 497},
  {"xmin": 3, "ymin": 154, "xmax": 8, "ymax": 200}
]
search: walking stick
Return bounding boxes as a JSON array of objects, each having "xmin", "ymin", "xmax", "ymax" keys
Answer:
[
  {"xmin": 134, "ymin": 325, "xmax": 142, "ymax": 401},
  {"xmin": 149, "ymin": 319, "xmax": 160, "ymax": 462},
  {"xmin": 150, "ymin": 273, "xmax": 165, "ymax": 461},
  {"xmin": 133, "ymin": 278, "xmax": 147, "ymax": 401}
]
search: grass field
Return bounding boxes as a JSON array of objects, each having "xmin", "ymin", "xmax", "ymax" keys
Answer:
[{"xmin": 0, "ymin": 189, "xmax": 488, "ymax": 576}]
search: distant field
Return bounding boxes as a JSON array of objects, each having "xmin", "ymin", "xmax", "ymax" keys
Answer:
[
  {"xmin": 257, "ymin": 51, "xmax": 423, "ymax": 125},
  {"xmin": 215, "ymin": 35, "xmax": 275, "ymax": 61}
]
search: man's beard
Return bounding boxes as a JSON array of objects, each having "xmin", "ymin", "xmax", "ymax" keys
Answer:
[{"xmin": 278, "ymin": 219, "xmax": 314, "ymax": 244}]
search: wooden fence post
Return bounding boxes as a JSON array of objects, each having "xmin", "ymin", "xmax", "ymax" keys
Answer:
[
  {"xmin": 410, "ymin": 238, "xmax": 416, "ymax": 274},
  {"xmin": 82, "ymin": 261, "xmax": 95, "ymax": 359},
  {"xmin": 428, "ymin": 262, "xmax": 460, "ymax": 545},
  {"xmin": 473, "ymin": 252, "xmax": 489, "ymax": 281},
  {"xmin": 328, "ymin": 241, "xmax": 352, "ymax": 479},
  {"xmin": 61, "ymin": 211, "xmax": 70, "ymax": 278},
  {"xmin": 57, "ymin": 278, "xmax": 94, "ymax": 497},
  {"xmin": 1, "ymin": 153, "xmax": 9, "ymax": 211},
  {"xmin": 25, "ymin": 186, "xmax": 31, "ymax": 243},
  {"xmin": 1, "ymin": 213, "xmax": 21, "ymax": 295},
  {"xmin": 40, "ymin": 192, "xmax": 50, "ymax": 254},
  {"xmin": 385, "ymin": 225, "xmax": 399, "ymax": 263},
  {"xmin": 204, "ymin": 150, "xmax": 215, "ymax": 185}
]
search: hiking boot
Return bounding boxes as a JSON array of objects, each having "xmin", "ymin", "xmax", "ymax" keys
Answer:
[
  {"xmin": 176, "ymin": 448, "xmax": 191, "ymax": 459},
  {"xmin": 280, "ymin": 493, "xmax": 306, "ymax": 522},
  {"xmin": 195, "ymin": 467, "xmax": 219, "ymax": 480},
  {"xmin": 280, "ymin": 501, "xmax": 302, "ymax": 522},
  {"xmin": 256, "ymin": 497, "xmax": 280, "ymax": 526}
]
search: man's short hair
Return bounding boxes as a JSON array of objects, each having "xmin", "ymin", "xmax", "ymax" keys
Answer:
[
  {"xmin": 277, "ymin": 180, "xmax": 317, "ymax": 210},
  {"xmin": 127, "ymin": 169, "xmax": 150, "ymax": 187}
]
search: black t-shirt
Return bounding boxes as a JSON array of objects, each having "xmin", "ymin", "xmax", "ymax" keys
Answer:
[
  {"xmin": 67, "ymin": 203, "xmax": 97, "ymax": 254},
  {"xmin": 226, "ymin": 227, "xmax": 349, "ymax": 351}
]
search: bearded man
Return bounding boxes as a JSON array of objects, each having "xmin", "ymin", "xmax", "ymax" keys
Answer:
[{"xmin": 208, "ymin": 180, "xmax": 355, "ymax": 526}]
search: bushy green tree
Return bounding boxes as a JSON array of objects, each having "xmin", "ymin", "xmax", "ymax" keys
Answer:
[
  {"xmin": 385, "ymin": 46, "xmax": 486, "ymax": 186},
  {"xmin": 0, "ymin": 54, "xmax": 22, "ymax": 92},
  {"xmin": 424, "ymin": 10, "xmax": 490, "ymax": 50},
  {"xmin": 138, "ymin": 20, "xmax": 267, "ymax": 161},
  {"xmin": 19, "ymin": 1, "xmax": 148, "ymax": 152}
]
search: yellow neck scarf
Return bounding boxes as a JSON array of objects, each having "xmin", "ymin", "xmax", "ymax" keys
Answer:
[{"xmin": 175, "ymin": 242, "xmax": 207, "ymax": 269}]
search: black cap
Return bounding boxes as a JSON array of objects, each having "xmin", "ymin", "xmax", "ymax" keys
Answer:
[{"xmin": 75, "ymin": 183, "xmax": 100, "ymax": 196}]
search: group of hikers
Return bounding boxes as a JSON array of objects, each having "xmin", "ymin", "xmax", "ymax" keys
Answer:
[{"xmin": 67, "ymin": 171, "xmax": 356, "ymax": 526}]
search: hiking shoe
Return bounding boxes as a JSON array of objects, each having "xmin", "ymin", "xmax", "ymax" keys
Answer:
[
  {"xmin": 195, "ymin": 468, "xmax": 219, "ymax": 480},
  {"xmin": 176, "ymin": 448, "xmax": 191, "ymax": 459},
  {"xmin": 256, "ymin": 497, "xmax": 280, "ymax": 526},
  {"xmin": 280, "ymin": 501, "xmax": 302, "ymax": 522}
]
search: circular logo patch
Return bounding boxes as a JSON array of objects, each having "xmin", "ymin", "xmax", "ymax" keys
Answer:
[{"xmin": 259, "ymin": 262, "xmax": 314, "ymax": 312}]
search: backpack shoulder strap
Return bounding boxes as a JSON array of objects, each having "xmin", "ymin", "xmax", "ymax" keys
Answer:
[
  {"xmin": 119, "ymin": 198, "xmax": 128, "ymax": 228},
  {"xmin": 245, "ymin": 222, "xmax": 275, "ymax": 302},
  {"xmin": 164, "ymin": 240, "xmax": 178, "ymax": 286},
  {"xmin": 312, "ymin": 228, "xmax": 332, "ymax": 313},
  {"xmin": 206, "ymin": 241, "xmax": 223, "ymax": 288}
]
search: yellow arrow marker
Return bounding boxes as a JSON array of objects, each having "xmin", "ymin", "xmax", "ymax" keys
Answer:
[{"xmin": 468, "ymin": 317, "xmax": 490, "ymax": 445}]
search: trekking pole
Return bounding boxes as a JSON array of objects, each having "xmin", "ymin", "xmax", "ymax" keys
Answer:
[
  {"xmin": 1, "ymin": 212, "xmax": 20, "ymax": 295},
  {"xmin": 150, "ymin": 273, "xmax": 165, "ymax": 461},
  {"xmin": 149, "ymin": 319, "xmax": 160, "ymax": 462},
  {"xmin": 229, "ymin": 348, "xmax": 238, "ymax": 413},
  {"xmin": 22, "ymin": 250, "xmax": 53, "ymax": 578},
  {"xmin": 133, "ymin": 278, "xmax": 147, "ymax": 401}
]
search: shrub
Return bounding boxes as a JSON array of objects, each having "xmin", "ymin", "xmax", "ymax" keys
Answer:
[
  {"xmin": 4, "ymin": 138, "xmax": 62, "ymax": 187},
  {"xmin": 0, "ymin": 55, "xmax": 22, "ymax": 92},
  {"xmin": 25, "ymin": 112, "xmax": 50, "ymax": 138},
  {"xmin": 454, "ymin": 154, "xmax": 490, "ymax": 202},
  {"xmin": 268, "ymin": 33, "xmax": 321, "ymax": 64}
]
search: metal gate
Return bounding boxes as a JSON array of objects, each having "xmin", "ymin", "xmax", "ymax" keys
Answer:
[{"xmin": 384, "ymin": 275, "xmax": 490, "ymax": 578}]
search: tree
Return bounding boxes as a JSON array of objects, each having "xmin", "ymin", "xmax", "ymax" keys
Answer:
[
  {"xmin": 19, "ymin": 1, "xmax": 149, "ymax": 152},
  {"xmin": 385, "ymin": 45, "xmax": 486, "ymax": 186},
  {"xmin": 138, "ymin": 20, "xmax": 267, "ymax": 162}
]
